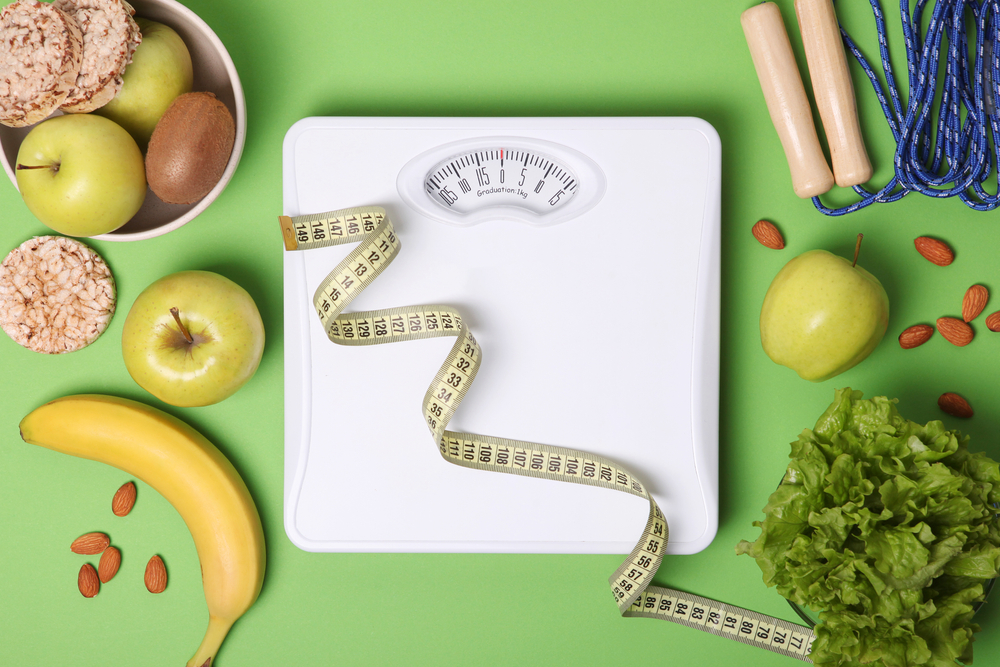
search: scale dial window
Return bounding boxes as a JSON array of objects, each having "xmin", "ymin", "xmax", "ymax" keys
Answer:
[
  {"xmin": 425, "ymin": 149, "xmax": 579, "ymax": 215},
  {"xmin": 397, "ymin": 135, "xmax": 606, "ymax": 227}
]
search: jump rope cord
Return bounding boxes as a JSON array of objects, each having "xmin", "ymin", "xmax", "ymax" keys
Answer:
[{"xmin": 813, "ymin": 0, "xmax": 1000, "ymax": 215}]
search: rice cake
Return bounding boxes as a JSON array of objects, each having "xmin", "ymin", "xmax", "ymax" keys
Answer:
[
  {"xmin": 55, "ymin": 0, "xmax": 141, "ymax": 113},
  {"xmin": 0, "ymin": 236, "xmax": 116, "ymax": 353},
  {"xmin": 0, "ymin": 0, "xmax": 84, "ymax": 127}
]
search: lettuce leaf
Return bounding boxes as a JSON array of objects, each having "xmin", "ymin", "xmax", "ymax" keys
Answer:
[{"xmin": 736, "ymin": 388, "xmax": 1000, "ymax": 667}]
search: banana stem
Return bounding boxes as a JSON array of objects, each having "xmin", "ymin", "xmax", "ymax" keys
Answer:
[{"xmin": 186, "ymin": 616, "xmax": 234, "ymax": 667}]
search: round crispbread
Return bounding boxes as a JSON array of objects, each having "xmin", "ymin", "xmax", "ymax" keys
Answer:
[
  {"xmin": 55, "ymin": 0, "xmax": 141, "ymax": 113},
  {"xmin": 0, "ymin": 236, "xmax": 116, "ymax": 354},
  {"xmin": 0, "ymin": 0, "xmax": 84, "ymax": 127}
]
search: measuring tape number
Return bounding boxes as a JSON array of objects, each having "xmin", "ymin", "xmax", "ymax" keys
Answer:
[{"xmin": 278, "ymin": 205, "xmax": 815, "ymax": 662}]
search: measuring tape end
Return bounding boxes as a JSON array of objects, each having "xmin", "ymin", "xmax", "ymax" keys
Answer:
[{"xmin": 279, "ymin": 215, "xmax": 299, "ymax": 251}]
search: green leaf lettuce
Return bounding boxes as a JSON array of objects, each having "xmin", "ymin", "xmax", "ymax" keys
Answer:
[{"xmin": 736, "ymin": 388, "xmax": 1000, "ymax": 667}]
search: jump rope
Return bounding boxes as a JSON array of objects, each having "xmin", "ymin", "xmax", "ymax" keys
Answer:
[{"xmin": 816, "ymin": 0, "xmax": 1000, "ymax": 214}]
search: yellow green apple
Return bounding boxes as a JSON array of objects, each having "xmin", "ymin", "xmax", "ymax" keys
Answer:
[
  {"xmin": 759, "ymin": 239, "xmax": 889, "ymax": 382},
  {"xmin": 95, "ymin": 18, "xmax": 193, "ymax": 150},
  {"xmin": 15, "ymin": 114, "xmax": 146, "ymax": 237},
  {"xmin": 121, "ymin": 270, "xmax": 265, "ymax": 407}
]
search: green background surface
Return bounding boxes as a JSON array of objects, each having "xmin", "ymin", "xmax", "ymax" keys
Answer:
[{"xmin": 1, "ymin": 0, "xmax": 999, "ymax": 664}]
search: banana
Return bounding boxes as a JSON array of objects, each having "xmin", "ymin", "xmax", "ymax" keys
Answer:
[{"xmin": 19, "ymin": 394, "xmax": 265, "ymax": 667}]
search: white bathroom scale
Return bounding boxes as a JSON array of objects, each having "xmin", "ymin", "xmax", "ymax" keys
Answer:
[{"xmin": 282, "ymin": 117, "xmax": 720, "ymax": 554}]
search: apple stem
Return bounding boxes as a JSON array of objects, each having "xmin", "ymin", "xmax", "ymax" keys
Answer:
[
  {"xmin": 853, "ymin": 233, "xmax": 864, "ymax": 268},
  {"xmin": 170, "ymin": 307, "xmax": 194, "ymax": 344},
  {"xmin": 15, "ymin": 164, "xmax": 54, "ymax": 171}
]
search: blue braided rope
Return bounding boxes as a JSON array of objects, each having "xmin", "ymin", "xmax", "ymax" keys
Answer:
[{"xmin": 813, "ymin": 0, "xmax": 1000, "ymax": 215}]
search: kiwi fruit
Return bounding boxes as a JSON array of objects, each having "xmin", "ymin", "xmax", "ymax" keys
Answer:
[{"xmin": 145, "ymin": 92, "xmax": 235, "ymax": 205}]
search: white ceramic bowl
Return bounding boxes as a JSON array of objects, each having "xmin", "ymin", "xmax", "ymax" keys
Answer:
[{"xmin": 0, "ymin": 0, "xmax": 246, "ymax": 241}]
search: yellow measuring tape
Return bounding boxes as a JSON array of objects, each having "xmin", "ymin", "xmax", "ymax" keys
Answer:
[{"xmin": 278, "ymin": 205, "xmax": 816, "ymax": 661}]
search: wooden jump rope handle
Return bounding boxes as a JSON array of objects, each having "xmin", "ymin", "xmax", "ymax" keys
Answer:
[
  {"xmin": 741, "ymin": 2, "xmax": 834, "ymax": 198},
  {"xmin": 795, "ymin": 0, "xmax": 873, "ymax": 187}
]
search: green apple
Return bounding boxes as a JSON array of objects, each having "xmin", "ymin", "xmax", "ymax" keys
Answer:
[
  {"xmin": 759, "ymin": 238, "xmax": 889, "ymax": 382},
  {"xmin": 95, "ymin": 18, "xmax": 193, "ymax": 150},
  {"xmin": 121, "ymin": 270, "xmax": 265, "ymax": 407},
  {"xmin": 15, "ymin": 114, "xmax": 146, "ymax": 237}
]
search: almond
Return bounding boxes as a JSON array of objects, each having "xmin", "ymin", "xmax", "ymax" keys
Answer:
[
  {"xmin": 98, "ymin": 546, "xmax": 121, "ymax": 583},
  {"xmin": 963, "ymin": 285, "xmax": 989, "ymax": 322},
  {"xmin": 939, "ymin": 392, "xmax": 974, "ymax": 418},
  {"xmin": 71, "ymin": 532, "xmax": 110, "ymax": 555},
  {"xmin": 936, "ymin": 317, "xmax": 974, "ymax": 346},
  {"xmin": 144, "ymin": 555, "xmax": 167, "ymax": 594},
  {"xmin": 986, "ymin": 311, "xmax": 1000, "ymax": 332},
  {"xmin": 78, "ymin": 563, "xmax": 99, "ymax": 598},
  {"xmin": 752, "ymin": 220, "xmax": 784, "ymax": 249},
  {"xmin": 914, "ymin": 236, "xmax": 954, "ymax": 266},
  {"xmin": 112, "ymin": 481, "xmax": 136, "ymax": 517},
  {"xmin": 898, "ymin": 324, "xmax": 934, "ymax": 349}
]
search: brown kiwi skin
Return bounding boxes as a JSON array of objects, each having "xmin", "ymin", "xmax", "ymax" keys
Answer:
[{"xmin": 145, "ymin": 92, "xmax": 235, "ymax": 205}]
